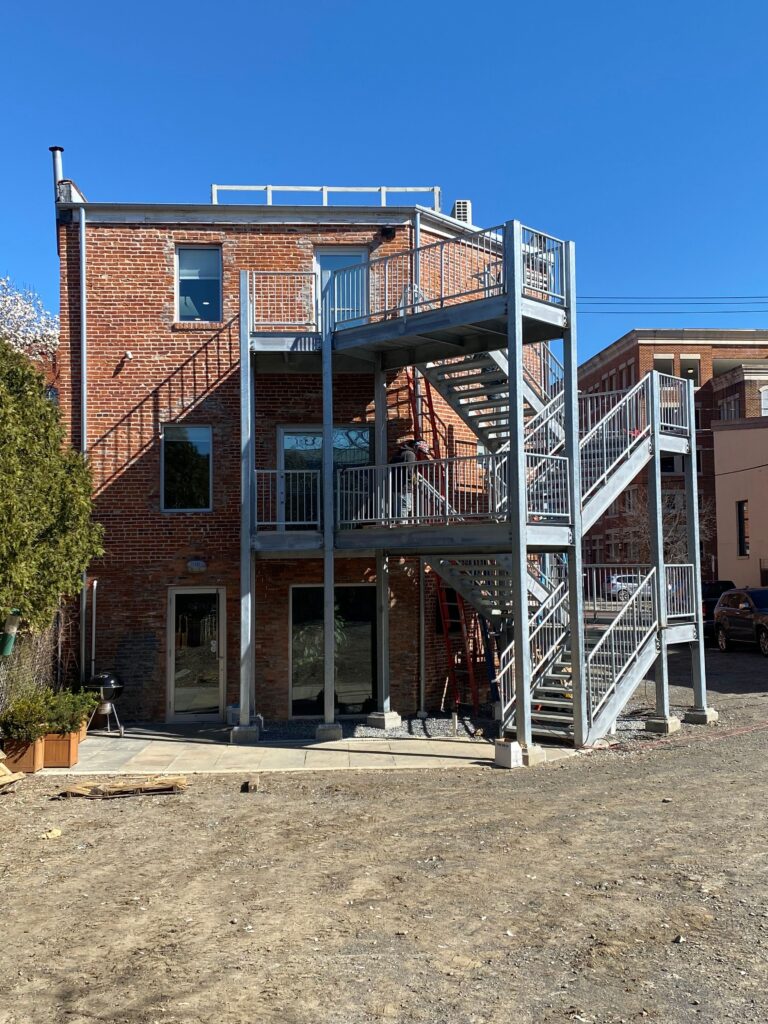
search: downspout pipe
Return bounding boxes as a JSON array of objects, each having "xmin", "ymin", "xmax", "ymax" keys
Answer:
[{"xmin": 79, "ymin": 205, "xmax": 89, "ymax": 681}]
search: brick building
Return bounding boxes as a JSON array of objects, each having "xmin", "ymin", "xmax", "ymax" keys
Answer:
[
  {"xmin": 51, "ymin": 149, "xmax": 712, "ymax": 748},
  {"xmin": 578, "ymin": 329, "xmax": 768, "ymax": 578}
]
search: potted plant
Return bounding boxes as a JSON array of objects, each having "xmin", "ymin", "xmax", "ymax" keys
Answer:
[
  {"xmin": 71, "ymin": 690, "xmax": 97, "ymax": 742},
  {"xmin": 43, "ymin": 690, "xmax": 96, "ymax": 768},
  {"xmin": 0, "ymin": 689, "xmax": 50, "ymax": 773}
]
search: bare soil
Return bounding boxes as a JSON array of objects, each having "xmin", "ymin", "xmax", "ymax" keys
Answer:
[{"xmin": 1, "ymin": 647, "xmax": 767, "ymax": 1024}]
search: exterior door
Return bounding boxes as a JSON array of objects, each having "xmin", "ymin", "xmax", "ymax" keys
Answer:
[
  {"xmin": 167, "ymin": 588, "xmax": 225, "ymax": 720},
  {"xmin": 315, "ymin": 250, "xmax": 367, "ymax": 331}
]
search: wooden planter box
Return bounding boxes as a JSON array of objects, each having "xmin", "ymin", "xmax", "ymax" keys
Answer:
[
  {"xmin": 3, "ymin": 737, "xmax": 45, "ymax": 774},
  {"xmin": 44, "ymin": 731, "xmax": 80, "ymax": 768},
  {"xmin": 77, "ymin": 721, "xmax": 88, "ymax": 743}
]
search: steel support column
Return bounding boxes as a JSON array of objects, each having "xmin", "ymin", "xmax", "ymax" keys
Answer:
[
  {"xmin": 648, "ymin": 371, "xmax": 670, "ymax": 719},
  {"xmin": 321, "ymin": 293, "xmax": 336, "ymax": 724},
  {"xmin": 376, "ymin": 551, "xmax": 390, "ymax": 713},
  {"xmin": 684, "ymin": 378, "xmax": 709, "ymax": 712},
  {"xmin": 505, "ymin": 221, "xmax": 533, "ymax": 747},
  {"xmin": 563, "ymin": 241, "xmax": 588, "ymax": 746},
  {"xmin": 238, "ymin": 272, "xmax": 254, "ymax": 727},
  {"xmin": 418, "ymin": 558, "xmax": 426, "ymax": 716}
]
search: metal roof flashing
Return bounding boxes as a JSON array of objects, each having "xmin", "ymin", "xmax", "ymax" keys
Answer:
[{"xmin": 54, "ymin": 200, "xmax": 477, "ymax": 237}]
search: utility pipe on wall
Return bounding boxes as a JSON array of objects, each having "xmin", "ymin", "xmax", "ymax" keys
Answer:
[
  {"xmin": 78, "ymin": 203, "xmax": 89, "ymax": 681},
  {"xmin": 90, "ymin": 579, "xmax": 98, "ymax": 679}
]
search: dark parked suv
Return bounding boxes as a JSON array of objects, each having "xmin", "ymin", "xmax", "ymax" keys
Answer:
[
  {"xmin": 713, "ymin": 588, "xmax": 768, "ymax": 657},
  {"xmin": 702, "ymin": 580, "xmax": 735, "ymax": 639}
]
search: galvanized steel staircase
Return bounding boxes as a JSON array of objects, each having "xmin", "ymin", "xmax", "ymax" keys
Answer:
[{"xmin": 417, "ymin": 362, "xmax": 681, "ymax": 745}]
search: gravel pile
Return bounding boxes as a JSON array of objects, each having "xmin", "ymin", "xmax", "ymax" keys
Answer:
[{"xmin": 259, "ymin": 713, "xmax": 499, "ymax": 741}]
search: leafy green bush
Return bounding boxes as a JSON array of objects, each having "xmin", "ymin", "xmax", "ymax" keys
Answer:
[
  {"xmin": 45, "ymin": 689, "xmax": 98, "ymax": 734},
  {"xmin": 0, "ymin": 338, "xmax": 103, "ymax": 627},
  {"xmin": 0, "ymin": 688, "xmax": 51, "ymax": 743}
]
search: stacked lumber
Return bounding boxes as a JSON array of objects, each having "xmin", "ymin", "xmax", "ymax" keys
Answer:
[
  {"xmin": 0, "ymin": 748, "xmax": 25, "ymax": 792},
  {"xmin": 58, "ymin": 775, "xmax": 189, "ymax": 800}
]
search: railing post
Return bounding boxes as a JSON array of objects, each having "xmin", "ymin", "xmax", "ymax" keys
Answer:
[
  {"xmin": 505, "ymin": 220, "xmax": 538, "ymax": 760},
  {"xmin": 682, "ymin": 377, "xmax": 716, "ymax": 725},
  {"xmin": 561, "ymin": 240, "xmax": 588, "ymax": 747},
  {"xmin": 647, "ymin": 371, "xmax": 674, "ymax": 730}
]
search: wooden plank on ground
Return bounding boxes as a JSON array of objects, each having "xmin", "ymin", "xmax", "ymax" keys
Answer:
[{"xmin": 58, "ymin": 775, "xmax": 189, "ymax": 800}]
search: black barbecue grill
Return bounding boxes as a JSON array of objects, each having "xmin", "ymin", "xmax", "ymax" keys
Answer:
[{"xmin": 82, "ymin": 672, "xmax": 125, "ymax": 736}]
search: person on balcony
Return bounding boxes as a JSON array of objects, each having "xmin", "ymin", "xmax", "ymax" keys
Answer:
[{"xmin": 391, "ymin": 439, "xmax": 430, "ymax": 523}]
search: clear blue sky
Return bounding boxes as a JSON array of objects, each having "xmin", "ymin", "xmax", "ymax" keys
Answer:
[{"xmin": 3, "ymin": 0, "xmax": 768, "ymax": 360}]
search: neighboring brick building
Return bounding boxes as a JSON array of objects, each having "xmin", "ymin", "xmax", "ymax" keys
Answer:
[{"xmin": 578, "ymin": 329, "xmax": 768, "ymax": 578}]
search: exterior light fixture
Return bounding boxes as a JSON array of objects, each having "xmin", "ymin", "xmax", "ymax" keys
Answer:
[{"xmin": 187, "ymin": 558, "xmax": 207, "ymax": 574}]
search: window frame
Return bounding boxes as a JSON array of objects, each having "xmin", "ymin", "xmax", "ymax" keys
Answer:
[
  {"xmin": 737, "ymin": 499, "xmax": 750, "ymax": 557},
  {"xmin": 175, "ymin": 245, "xmax": 223, "ymax": 324},
  {"xmin": 161, "ymin": 423, "xmax": 214, "ymax": 513}
]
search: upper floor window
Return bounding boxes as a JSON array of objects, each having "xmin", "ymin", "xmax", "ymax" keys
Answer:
[
  {"xmin": 679, "ymin": 356, "xmax": 701, "ymax": 387},
  {"xmin": 718, "ymin": 395, "xmax": 740, "ymax": 420},
  {"xmin": 737, "ymin": 500, "xmax": 750, "ymax": 556},
  {"xmin": 162, "ymin": 425, "xmax": 212, "ymax": 511},
  {"xmin": 177, "ymin": 247, "xmax": 222, "ymax": 322},
  {"xmin": 653, "ymin": 355, "xmax": 675, "ymax": 376},
  {"xmin": 761, "ymin": 387, "xmax": 768, "ymax": 417}
]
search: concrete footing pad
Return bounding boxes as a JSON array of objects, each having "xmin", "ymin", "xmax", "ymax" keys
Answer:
[
  {"xmin": 645, "ymin": 715, "xmax": 682, "ymax": 735},
  {"xmin": 315, "ymin": 722, "xmax": 343, "ymax": 741},
  {"xmin": 494, "ymin": 740, "xmax": 523, "ymax": 769},
  {"xmin": 366, "ymin": 711, "xmax": 402, "ymax": 730},
  {"xmin": 521, "ymin": 743, "xmax": 548, "ymax": 767},
  {"xmin": 683, "ymin": 706, "xmax": 719, "ymax": 726},
  {"xmin": 230, "ymin": 725, "xmax": 260, "ymax": 745}
]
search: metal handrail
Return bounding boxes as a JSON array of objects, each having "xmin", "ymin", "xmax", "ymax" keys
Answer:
[
  {"xmin": 657, "ymin": 374, "xmax": 690, "ymax": 434},
  {"xmin": 521, "ymin": 226, "xmax": 566, "ymax": 304},
  {"xmin": 526, "ymin": 453, "xmax": 570, "ymax": 520},
  {"xmin": 586, "ymin": 567, "xmax": 658, "ymax": 723}
]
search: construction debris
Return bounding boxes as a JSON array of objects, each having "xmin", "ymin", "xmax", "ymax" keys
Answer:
[
  {"xmin": 56, "ymin": 775, "xmax": 189, "ymax": 800},
  {"xmin": 0, "ymin": 753, "xmax": 25, "ymax": 793}
]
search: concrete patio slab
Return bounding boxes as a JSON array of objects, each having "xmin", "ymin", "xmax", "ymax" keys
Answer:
[{"xmin": 40, "ymin": 726, "xmax": 575, "ymax": 776}]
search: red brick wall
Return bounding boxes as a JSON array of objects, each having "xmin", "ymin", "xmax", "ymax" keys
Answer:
[{"xmin": 57, "ymin": 216, "xmax": 493, "ymax": 721}]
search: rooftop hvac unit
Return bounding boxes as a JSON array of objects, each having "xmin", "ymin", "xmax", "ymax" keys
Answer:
[{"xmin": 451, "ymin": 199, "xmax": 472, "ymax": 224}]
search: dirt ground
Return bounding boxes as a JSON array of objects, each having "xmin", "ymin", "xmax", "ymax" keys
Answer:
[{"xmin": 2, "ymin": 647, "xmax": 767, "ymax": 1024}]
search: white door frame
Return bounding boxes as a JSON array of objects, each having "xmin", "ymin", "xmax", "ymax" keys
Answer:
[
  {"xmin": 166, "ymin": 586, "xmax": 226, "ymax": 722},
  {"xmin": 313, "ymin": 247, "xmax": 368, "ymax": 332}
]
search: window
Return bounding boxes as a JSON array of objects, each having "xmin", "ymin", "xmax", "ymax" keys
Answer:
[
  {"xmin": 694, "ymin": 405, "xmax": 702, "ymax": 430},
  {"xmin": 737, "ymin": 500, "xmax": 750, "ymax": 556},
  {"xmin": 162, "ymin": 425, "xmax": 212, "ymax": 511},
  {"xmin": 761, "ymin": 388, "xmax": 768, "ymax": 417},
  {"xmin": 654, "ymin": 356, "xmax": 675, "ymax": 376},
  {"xmin": 680, "ymin": 356, "xmax": 701, "ymax": 387},
  {"xmin": 660, "ymin": 456, "xmax": 677, "ymax": 474},
  {"xmin": 718, "ymin": 395, "xmax": 740, "ymax": 420},
  {"xmin": 177, "ymin": 248, "xmax": 222, "ymax": 322}
]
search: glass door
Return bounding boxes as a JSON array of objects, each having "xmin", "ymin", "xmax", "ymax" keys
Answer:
[
  {"xmin": 168, "ymin": 589, "xmax": 225, "ymax": 719},
  {"xmin": 280, "ymin": 426, "xmax": 372, "ymax": 527},
  {"xmin": 315, "ymin": 250, "xmax": 367, "ymax": 331},
  {"xmin": 290, "ymin": 585, "xmax": 377, "ymax": 717}
]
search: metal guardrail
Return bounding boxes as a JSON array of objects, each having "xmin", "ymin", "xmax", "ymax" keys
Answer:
[
  {"xmin": 658, "ymin": 374, "xmax": 690, "ymax": 434},
  {"xmin": 521, "ymin": 226, "xmax": 565, "ymax": 305},
  {"xmin": 525, "ymin": 393, "xmax": 565, "ymax": 455},
  {"xmin": 330, "ymin": 225, "xmax": 505, "ymax": 328},
  {"xmin": 249, "ymin": 272, "xmax": 318, "ymax": 331},
  {"xmin": 212, "ymin": 184, "xmax": 442, "ymax": 208},
  {"xmin": 329, "ymin": 221, "xmax": 566, "ymax": 331},
  {"xmin": 524, "ymin": 340, "xmax": 565, "ymax": 404},
  {"xmin": 526, "ymin": 453, "xmax": 570, "ymax": 521},
  {"xmin": 254, "ymin": 470, "xmax": 321, "ymax": 529},
  {"xmin": 582, "ymin": 564, "xmax": 652, "ymax": 620},
  {"xmin": 665, "ymin": 563, "xmax": 696, "ymax": 619},
  {"xmin": 335, "ymin": 453, "xmax": 506, "ymax": 528},
  {"xmin": 586, "ymin": 567, "xmax": 658, "ymax": 723},
  {"xmin": 580, "ymin": 375, "xmax": 652, "ymax": 505}
]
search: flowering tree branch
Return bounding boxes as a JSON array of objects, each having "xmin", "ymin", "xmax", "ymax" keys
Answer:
[{"xmin": 0, "ymin": 277, "xmax": 59, "ymax": 357}]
